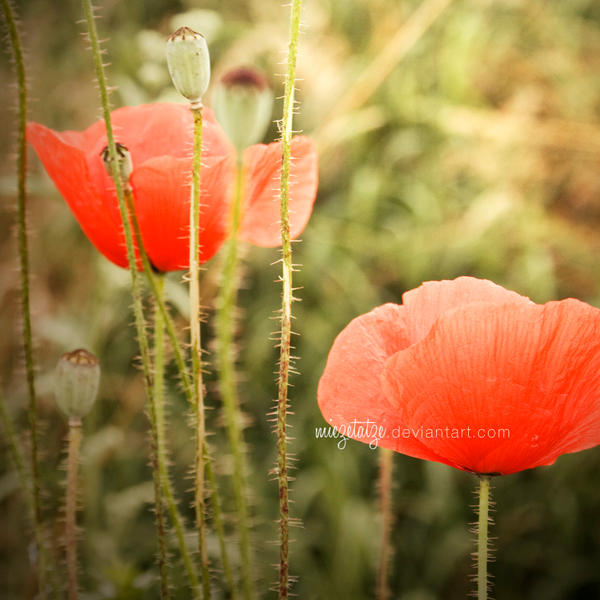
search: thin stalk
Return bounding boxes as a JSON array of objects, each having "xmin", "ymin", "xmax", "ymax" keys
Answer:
[
  {"xmin": 122, "ymin": 188, "xmax": 231, "ymax": 595},
  {"xmin": 215, "ymin": 159, "xmax": 251, "ymax": 600},
  {"xmin": 277, "ymin": 1, "xmax": 303, "ymax": 596},
  {"xmin": 65, "ymin": 418, "xmax": 82, "ymax": 600},
  {"xmin": 0, "ymin": 2, "xmax": 46, "ymax": 595},
  {"xmin": 376, "ymin": 448, "xmax": 393, "ymax": 600},
  {"xmin": 477, "ymin": 475, "xmax": 491, "ymax": 600},
  {"xmin": 81, "ymin": 4, "xmax": 198, "ymax": 597},
  {"xmin": 205, "ymin": 451, "xmax": 235, "ymax": 597},
  {"xmin": 152, "ymin": 274, "xmax": 171, "ymax": 600},
  {"xmin": 188, "ymin": 104, "xmax": 211, "ymax": 597}
]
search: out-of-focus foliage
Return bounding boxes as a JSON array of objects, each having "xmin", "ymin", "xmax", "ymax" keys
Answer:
[{"xmin": 1, "ymin": 0, "xmax": 600, "ymax": 598}]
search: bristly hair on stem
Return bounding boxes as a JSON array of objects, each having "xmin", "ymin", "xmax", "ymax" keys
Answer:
[
  {"xmin": 188, "ymin": 104, "xmax": 212, "ymax": 599},
  {"xmin": 275, "ymin": 0, "xmax": 304, "ymax": 598},
  {"xmin": 80, "ymin": 3, "xmax": 181, "ymax": 597},
  {"xmin": 215, "ymin": 158, "xmax": 253, "ymax": 600},
  {"xmin": 0, "ymin": 1, "xmax": 48, "ymax": 596},
  {"xmin": 472, "ymin": 475, "xmax": 494, "ymax": 600}
]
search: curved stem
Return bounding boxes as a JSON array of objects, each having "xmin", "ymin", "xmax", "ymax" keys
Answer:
[
  {"xmin": 215, "ymin": 159, "xmax": 251, "ymax": 600},
  {"xmin": 65, "ymin": 419, "xmax": 82, "ymax": 600},
  {"xmin": 376, "ymin": 448, "xmax": 393, "ymax": 600},
  {"xmin": 277, "ymin": 1, "xmax": 303, "ymax": 597},
  {"xmin": 122, "ymin": 189, "xmax": 230, "ymax": 599},
  {"xmin": 81, "ymin": 4, "xmax": 200, "ymax": 597},
  {"xmin": 0, "ymin": 2, "xmax": 47, "ymax": 595},
  {"xmin": 477, "ymin": 475, "xmax": 491, "ymax": 600},
  {"xmin": 188, "ymin": 105, "xmax": 211, "ymax": 598}
]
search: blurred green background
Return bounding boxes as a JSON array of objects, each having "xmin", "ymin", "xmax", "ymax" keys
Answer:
[{"xmin": 2, "ymin": 0, "xmax": 600, "ymax": 598}]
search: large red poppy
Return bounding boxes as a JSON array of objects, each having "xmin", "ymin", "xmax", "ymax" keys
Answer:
[
  {"xmin": 317, "ymin": 277, "xmax": 600, "ymax": 475},
  {"xmin": 27, "ymin": 103, "xmax": 318, "ymax": 271}
]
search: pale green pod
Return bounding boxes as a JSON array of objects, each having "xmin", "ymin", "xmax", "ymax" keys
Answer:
[
  {"xmin": 213, "ymin": 67, "xmax": 274, "ymax": 154},
  {"xmin": 166, "ymin": 26, "xmax": 210, "ymax": 105},
  {"xmin": 55, "ymin": 349, "xmax": 100, "ymax": 419}
]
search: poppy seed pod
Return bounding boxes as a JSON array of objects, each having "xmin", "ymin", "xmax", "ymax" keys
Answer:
[
  {"xmin": 213, "ymin": 67, "xmax": 274, "ymax": 154},
  {"xmin": 166, "ymin": 26, "xmax": 210, "ymax": 106},
  {"xmin": 55, "ymin": 349, "xmax": 100, "ymax": 420},
  {"xmin": 101, "ymin": 142, "xmax": 133, "ymax": 184}
]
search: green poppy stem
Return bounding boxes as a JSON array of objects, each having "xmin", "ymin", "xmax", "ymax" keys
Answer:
[
  {"xmin": 65, "ymin": 418, "xmax": 82, "ymax": 600},
  {"xmin": 277, "ymin": 0, "xmax": 303, "ymax": 597},
  {"xmin": 188, "ymin": 104, "xmax": 211, "ymax": 598},
  {"xmin": 81, "ymin": 3, "xmax": 187, "ymax": 597},
  {"xmin": 152, "ymin": 274, "xmax": 171, "ymax": 600},
  {"xmin": 215, "ymin": 158, "xmax": 252, "ymax": 600},
  {"xmin": 477, "ymin": 475, "xmax": 492, "ymax": 600},
  {"xmin": 376, "ymin": 448, "xmax": 393, "ymax": 600},
  {"xmin": 0, "ymin": 2, "xmax": 47, "ymax": 595}
]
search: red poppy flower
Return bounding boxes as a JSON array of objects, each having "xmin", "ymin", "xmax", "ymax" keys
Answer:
[
  {"xmin": 27, "ymin": 103, "xmax": 318, "ymax": 270},
  {"xmin": 317, "ymin": 276, "xmax": 600, "ymax": 475}
]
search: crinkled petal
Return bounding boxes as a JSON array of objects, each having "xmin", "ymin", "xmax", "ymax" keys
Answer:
[
  {"xmin": 402, "ymin": 276, "xmax": 533, "ymax": 344},
  {"xmin": 26, "ymin": 122, "xmax": 127, "ymax": 267},
  {"xmin": 317, "ymin": 303, "xmax": 459, "ymax": 465},
  {"xmin": 130, "ymin": 154, "xmax": 233, "ymax": 271},
  {"xmin": 239, "ymin": 136, "xmax": 318, "ymax": 247},
  {"xmin": 382, "ymin": 299, "xmax": 600, "ymax": 474}
]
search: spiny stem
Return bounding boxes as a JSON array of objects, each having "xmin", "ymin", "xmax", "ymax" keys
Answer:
[
  {"xmin": 0, "ymin": 2, "xmax": 46, "ymax": 595},
  {"xmin": 376, "ymin": 448, "xmax": 393, "ymax": 600},
  {"xmin": 277, "ymin": 1, "xmax": 303, "ymax": 596},
  {"xmin": 152, "ymin": 274, "xmax": 171, "ymax": 600},
  {"xmin": 188, "ymin": 105, "xmax": 211, "ymax": 598},
  {"xmin": 122, "ymin": 187, "xmax": 230, "ymax": 597},
  {"xmin": 65, "ymin": 418, "xmax": 82, "ymax": 600},
  {"xmin": 477, "ymin": 475, "xmax": 491, "ymax": 600},
  {"xmin": 81, "ymin": 4, "xmax": 196, "ymax": 597},
  {"xmin": 205, "ymin": 451, "xmax": 236, "ymax": 597},
  {"xmin": 120, "ymin": 188, "xmax": 200, "ymax": 598},
  {"xmin": 215, "ymin": 159, "xmax": 251, "ymax": 600}
]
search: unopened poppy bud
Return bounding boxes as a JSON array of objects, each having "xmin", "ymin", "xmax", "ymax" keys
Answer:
[
  {"xmin": 166, "ymin": 27, "xmax": 210, "ymax": 107},
  {"xmin": 101, "ymin": 143, "xmax": 133, "ymax": 183},
  {"xmin": 213, "ymin": 67, "xmax": 274, "ymax": 154},
  {"xmin": 55, "ymin": 349, "xmax": 100, "ymax": 420}
]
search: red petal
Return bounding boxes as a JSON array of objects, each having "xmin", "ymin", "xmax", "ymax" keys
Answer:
[
  {"xmin": 239, "ymin": 136, "xmax": 318, "ymax": 247},
  {"xmin": 26, "ymin": 122, "xmax": 128, "ymax": 267},
  {"xmin": 317, "ymin": 303, "xmax": 460, "ymax": 465},
  {"xmin": 130, "ymin": 154, "xmax": 233, "ymax": 271},
  {"xmin": 82, "ymin": 104, "xmax": 234, "ymax": 239},
  {"xmin": 382, "ymin": 299, "xmax": 600, "ymax": 474},
  {"xmin": 401, "ymin": 276, "xmax": 532, "ymax": 344}
]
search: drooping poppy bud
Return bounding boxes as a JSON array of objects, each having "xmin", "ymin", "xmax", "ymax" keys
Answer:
[
  {"xmin": 166, "ymin": 26, "xmax": 210, "ymax": 106},
  {"xmin": 55, "ymin": 349, "xmax": 100, "ymax": 420},
  {"xmin": 213, "ymin": 67, "xmax": 274, "ymax": 155},
  {"xmin": 101, "ymin": 142, "xmax": 133, "ymax": 185}
]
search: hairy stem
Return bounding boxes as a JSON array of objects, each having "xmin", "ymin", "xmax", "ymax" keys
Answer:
[
  {"xmin": 81, "ymin": 3, "xmax": 197, "ymax": 596},
  {"xmin": 120, "ymin": 191, "xmax": 200, "ymax": 598},
  {"xmin": 65, "ymin": 419, "xmax": 82, "ymax": 600},
  {"xmin": 215, "ymin": 159, "xmax": 251, "ymax": 600},
  {"xmin": 188, "ymin": 105, "xmax": 211, "ymax": 598},
  {"xmin": 477, "ymin": 475, "xmax": 491, "ymax": 600},
  {"xmin": 0, "ymin": 2, "xmax": 47, "ymax": 595},
  {"xmin": 376, "ymin": 448, "xmax": 393, "ymax": 600},
  {"xmin": 277, "ymin": 1, "xmax": 303, "ymax": 596},
  {"xmin": 152, "ymin": 274, "xmax": 171, "ymax": 599}
]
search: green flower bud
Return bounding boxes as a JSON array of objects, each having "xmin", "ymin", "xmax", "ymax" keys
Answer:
[
  {"xmin": 166, "ymin": 26, "xmax": 210, "ymax": 106},
  {"xmin": 101, "ymin": 142, "xmax": 133, "ymax": 183},
  {"xmin": 55, "ymin": 349, "xmax": 100, "ymax": 420},
  {"xmin": 213, "ymin": 67, "xmax": 274, "ymax": 154}
]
